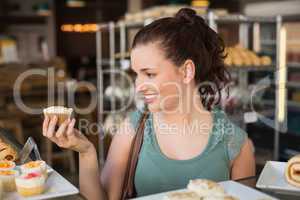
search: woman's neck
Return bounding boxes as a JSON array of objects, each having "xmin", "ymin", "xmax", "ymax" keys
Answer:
[{"xmin": 154, "ymin": 95, "xmax": 210, "ymax": 125}]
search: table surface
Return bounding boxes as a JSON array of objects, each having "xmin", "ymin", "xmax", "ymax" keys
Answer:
[{"xmin": 56, "ymin": 176, "xmax": 299, "ymax": 200}]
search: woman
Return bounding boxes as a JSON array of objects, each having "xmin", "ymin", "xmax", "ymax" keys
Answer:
[{"xmin": 43, "ymin": 8, "xmax": 255, "ymax": 200}]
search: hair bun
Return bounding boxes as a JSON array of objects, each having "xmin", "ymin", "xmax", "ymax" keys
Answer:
[{"xmin": 175, "ymin": 8, "xmax": 197, "ymax": 24}]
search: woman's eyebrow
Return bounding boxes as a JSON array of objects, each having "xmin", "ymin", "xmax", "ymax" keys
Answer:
[{"xmin": 140, "ymin": 67, "xmax": 156, "ymax": 72}]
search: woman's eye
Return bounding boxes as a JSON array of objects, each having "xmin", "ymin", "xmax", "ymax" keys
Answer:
[{"xmin": 146, "ymin": 73, "xmax": 156, "ymax": 78}]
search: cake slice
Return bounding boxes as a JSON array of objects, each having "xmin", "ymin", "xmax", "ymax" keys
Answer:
[
  {"xmin": 16, "ymin": 172, "xmax": 46, "ymax": 197},
  {"xmin": 0, "ymin": 170, "xmax": 19, "ymax": 192}
]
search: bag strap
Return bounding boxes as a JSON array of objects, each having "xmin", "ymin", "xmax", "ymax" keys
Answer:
[{"xmin": 121, "ymin": 111, "xmax": 149, "ymax": 200}]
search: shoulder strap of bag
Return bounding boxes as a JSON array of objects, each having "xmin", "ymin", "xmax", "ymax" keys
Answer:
[{"xmin": 121, "ymin": 111, "xmax": 149, "ymax": 200}]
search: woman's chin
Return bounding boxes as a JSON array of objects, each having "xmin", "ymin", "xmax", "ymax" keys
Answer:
[
  {"xmin": 147, "ymin": 103, "xmax": 160, "ymax": 113},
  {"xmin": 147, "ymin": 103, "xmax": 180, "ymax": 114}
]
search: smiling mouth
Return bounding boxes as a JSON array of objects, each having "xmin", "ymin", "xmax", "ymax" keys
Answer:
[{"xmin": 143, "ymin": 94, "xmax": 158, "ymax": 103}]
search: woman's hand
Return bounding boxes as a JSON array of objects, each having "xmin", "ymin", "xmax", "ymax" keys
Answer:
[{"xmin": 43, "ymin": 116, "xmax": 93, "ymax": 155}]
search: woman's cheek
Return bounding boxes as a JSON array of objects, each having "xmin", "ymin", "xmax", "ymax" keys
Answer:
[{"xmin": 159, "ymin": 83, "xmax": 181, "ymax": 109}]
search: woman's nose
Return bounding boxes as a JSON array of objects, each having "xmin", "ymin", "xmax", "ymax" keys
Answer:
[{"xmin": 136, "ymin": 82, "xmax": 147, "ymax": 93}]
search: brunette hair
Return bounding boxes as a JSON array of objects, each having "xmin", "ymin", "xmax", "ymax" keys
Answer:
[{"xmin": 132, "ymin": 8, "xmax": 231, "ymax": 110}]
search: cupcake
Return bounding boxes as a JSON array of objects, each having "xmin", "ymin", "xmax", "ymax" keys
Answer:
[
  {"xmin": 43, "ymin": 106, "xmax": 73, "ymax": 126},
  {"xmin": 0, "ymin": 170, "xmax": 19, "ymax": 192},
  {"xmin": 21, "ymin": 160, "xmax": 47, "ymax": 178},
  {"xmin": 0, "ymin": 161, "xmax": 15, "ymax": 171},
  {"xmin": 15, "ymin": 172, "xmax": 46, "ymax": 197}
]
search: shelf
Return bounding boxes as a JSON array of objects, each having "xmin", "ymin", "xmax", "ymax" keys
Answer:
[
  {"xmin": 65, "ymin": 2, "xmax": 120, "ymax": 9},
  {"xmin": 288, "ymin": 62, "xmax": 300, "ymax": 69},
  {"xmin": 213, "ymin": 15, "xmax": 277, "ymax": 24},
  {"xmin": 282, "ymin": 14, "xmax": 300, "ymax": 22},
  {"xmin": 0, "ymin": 15, "xmax": 48, "ymax": 25},
  {"xmin": 288, "ymin": 100, "xmax": 300, "ymax": 108},
  {"xmin": 287, "ymin": 82, "xmax": 300, "ymax": 88},
  {"xmin": 261, "ymin": 40, "xmax": 276, "ymax": 45},
  {"xmin": 97, "ymin": 13, "xmax": 279, "ymax": 33},
  {"xmin": 227, "ymin": 65, "xmax": 275, "ymax": 71}
]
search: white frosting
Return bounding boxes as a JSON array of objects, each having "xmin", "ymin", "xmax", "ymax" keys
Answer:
[
  {"xmin": 43, "ymin": 106, "xmax": 73, "ymax": 115},
  {"xmin": 21, "ymin": 161, "xmax": 47, "ymax": 174},
  {"xmin": 15, "ymin": 174, "xmax": 45, "ymax": 188}
]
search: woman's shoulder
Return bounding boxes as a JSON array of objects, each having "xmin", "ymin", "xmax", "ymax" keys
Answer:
[
  {"xmin": 128, "ymin": 108, "xmax": 146, "ymax": 130},
  {"xmin": 212, "ymin": 108, "xmax": 247, "ymax": 136},
  {"xmin": 212, "ymin": 108, "xmax": 248, "ymax": 161}
]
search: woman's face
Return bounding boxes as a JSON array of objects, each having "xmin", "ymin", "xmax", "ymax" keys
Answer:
[{"xmin": 131, "ymin": 42, "xmax": 187, "ymax": 113}]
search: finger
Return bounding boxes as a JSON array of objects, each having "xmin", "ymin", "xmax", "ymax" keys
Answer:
[
  {"xmin": 66, "ymin": 119, "xmax": 76, "ymax": 136},
  {"xmin": 46, "ymin": 116, "xmax": 57, "ymax": 138},
  {"xmin": 56, "ymin": 118, "xmax": 70, "ymax": 138},
  {"xmin": 42, "ymin": 116, "xmax": 50, "ymax": 136}
]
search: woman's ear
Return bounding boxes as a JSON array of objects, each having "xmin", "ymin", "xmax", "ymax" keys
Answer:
[{"xmin": 182, "ymin": 59, "xmax": 196, "ymax": 84}]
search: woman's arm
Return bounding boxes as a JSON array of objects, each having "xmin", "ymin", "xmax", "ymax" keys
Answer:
[
  {"xmin": 80, "ymin": 144, "xmax": 107, "ymax": 200},
  {"xmin": 43, "ymin": 116, "xmax": 134, "ymax": 200},
  {"xmin": 101, "ymin": 118, "xmax": 135, "ymax": 200},
  {"xmin": 231, "ymin": 138, "xmax": 256, "ymax": 180}
]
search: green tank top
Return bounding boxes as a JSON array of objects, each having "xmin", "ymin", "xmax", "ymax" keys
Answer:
[{"xmin": 129, "ymin": 108, "xmax": 247, "ymax": 197}]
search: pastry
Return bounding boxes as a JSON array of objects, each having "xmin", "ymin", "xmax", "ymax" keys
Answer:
[
  {"xmin": 224, "ymin": 55, "xmax": 232, "ymax": 66},
  {"xmin": 260, "ymin": 56, "xmax": 272, "ymax": 66},
  {"xmin": 0, "ymin": 140, "xmax": 18, "ymax": 161},
  {"xmin": 15, "ymin": 172, "xmax": 46, "ymax": 197},
  {"xmin": 285, "ymin": 154, "xmax": 300, "ymax": 187},
  {"xmin": 0, "ymin": 161, "xmax": 15, "ymax": 171},
  {"xmin": 187, "ymin": 179, "xmax": 226, "ymax": 197},
  {"xmin": 21, "ymin": 160, "xmax": 47, "ymax": 178},
  {"xmin": 163, "ymin": 191, "xmax": 200, "ymax": 200},
  {"xmin": 43, "ymin": 106, "xmax": 73, "ymax": 126},
  {"xmin": 0, "ymin": 170, "xmax": 19, "ymax": 192},
  {"xmin": 199, "ymin": 196, "xmax": 239, "ymax": 200}
]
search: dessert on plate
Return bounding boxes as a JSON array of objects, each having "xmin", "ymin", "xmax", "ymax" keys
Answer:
[
  {"xmin": 199, "ymin": 196, "xmax": 239, "ymax": 200},
  {"xmin": 0, "ymin": 161, "xmax": 15, "ymax": 171},
  {"xmin": 0, "ymin": 170, "xmax": 19, "ymax": 192},
  {"xmin": 15, "ymin": 172, "xmax": 46, "ymax": 197},
  {"xmin": 187, "ymin": 179, "xmax": 226, "ymax": 197},
  {"xmin": 285, "ymin": 154, "xmax": 300, "ymax": 187},
  {"xmin": 43, "ymin": 106, "xmax": 73, "ymax": 126},
  {"xmin": 21, "ymin": 160, "xmax": 48, "ymax": 178},
  {"xmin": 163, "ymin": 191, "xmax": 200, "ymax": 200},
  {"xmin": 0, "ymin": 139, "xmax": 18, "ymax": 161}
]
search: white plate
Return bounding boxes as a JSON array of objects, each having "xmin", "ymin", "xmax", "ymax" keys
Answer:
[
  {"xmin": 131, "ymin": 180, "xmax": 277, "ymax": 200},
  {"xmin": 257, "ymin": 161, "xmax": 300, "ymax": 195},
  {"xmin": 3, "ymin": 167, "xmax": 79, "ymax": 200}
]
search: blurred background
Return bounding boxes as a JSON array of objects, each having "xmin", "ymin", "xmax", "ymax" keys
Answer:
[{"xmin": 0, "ymin": 0, "xmax": 300, "ymax": 186}]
